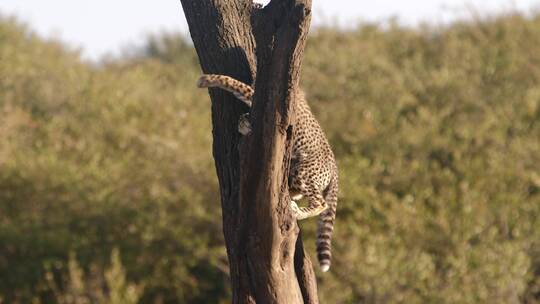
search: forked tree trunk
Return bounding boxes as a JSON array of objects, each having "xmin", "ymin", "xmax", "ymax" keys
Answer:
[{"xmin": 179, "ymin": 0, "xmax": 318, "ymax": 303}]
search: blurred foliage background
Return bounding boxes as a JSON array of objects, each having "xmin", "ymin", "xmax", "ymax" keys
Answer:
[{"xmin": 1, "ymin": 10, "xmax": 539, "ymax": 304}]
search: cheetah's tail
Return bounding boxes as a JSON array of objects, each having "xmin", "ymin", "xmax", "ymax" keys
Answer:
[
  {"xmin": 317, "ymin": 175, "xmax": 338, "ymax": 272},
  {"xmin": 197, "ymin": 74, "xmax": 254, "ymax": 107}
]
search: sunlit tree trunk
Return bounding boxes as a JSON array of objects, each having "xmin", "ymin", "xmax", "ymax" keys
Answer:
[{"xmin": 179, "ymin": 0, "xmax": 318, "ymax": 303}]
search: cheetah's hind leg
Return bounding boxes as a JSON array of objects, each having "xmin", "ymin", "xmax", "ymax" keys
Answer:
[
  {"xmin": 238, "ymin": 113, "xmax": 252, "ymax": 135},
  {"xmin": 290, "ymin": 193, "xmax": 328, "ymax": 220}
]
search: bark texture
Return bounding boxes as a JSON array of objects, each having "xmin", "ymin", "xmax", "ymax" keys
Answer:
[{"xmin": 179, "ymin": 1, "xmax": 317, "ymax": 303}]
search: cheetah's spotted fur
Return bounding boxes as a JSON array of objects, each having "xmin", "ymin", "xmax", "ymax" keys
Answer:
[{"xmin": 197, "ymin": 74, "xmax": 339, "ymax": 272}]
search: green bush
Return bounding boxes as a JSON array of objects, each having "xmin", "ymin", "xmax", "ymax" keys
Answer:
[
  {"xmin": 45, "ymin": 249, "xmax": 143, "ymax": 304},
  {"xmin": 0, "ymin": 13, "xmax": 539, "ymax": 303}
]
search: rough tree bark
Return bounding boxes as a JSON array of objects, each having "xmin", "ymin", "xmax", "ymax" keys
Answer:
[{"xmin": 179, "ymin": 1, "xmax": 317, "ymax": 303}]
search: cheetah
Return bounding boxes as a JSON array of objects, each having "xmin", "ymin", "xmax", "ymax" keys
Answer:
[{"xmin": 197, "ymin": 74, "xmax": 338, "ymax": 272}]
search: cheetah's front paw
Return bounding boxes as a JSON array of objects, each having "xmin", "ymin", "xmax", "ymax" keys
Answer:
[{"xmin": 238, "ymin": 113, "xmax": 252, "ymax": 135}]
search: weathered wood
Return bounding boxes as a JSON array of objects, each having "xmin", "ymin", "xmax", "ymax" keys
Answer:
[{"xmin": 179, "ymin": 1, "xmax": 317, "ymax": 302}]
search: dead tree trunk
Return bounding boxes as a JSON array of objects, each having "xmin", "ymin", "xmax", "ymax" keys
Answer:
[{"xmin": 179, "ymin": 0, "xmax": 317, "ymax": 303}]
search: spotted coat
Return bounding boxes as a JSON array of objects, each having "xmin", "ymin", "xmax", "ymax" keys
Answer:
[{"xmin": 197, "ymin": 74, "xmax": 339, "ymax": 272}]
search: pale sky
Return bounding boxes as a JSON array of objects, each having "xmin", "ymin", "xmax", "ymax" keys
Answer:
[{"xmin": 0, "ymin": 0, "xmax": 538, "ymax": 61}]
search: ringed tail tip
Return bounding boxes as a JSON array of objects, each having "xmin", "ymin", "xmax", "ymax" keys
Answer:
[{"xmin": 320, "ymin": 263, "xmax": 330, "ymax": 272}]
